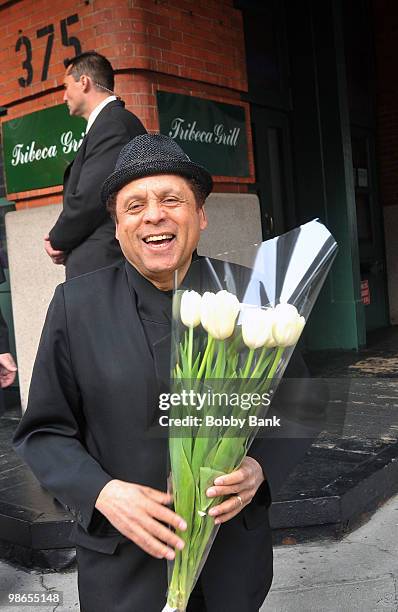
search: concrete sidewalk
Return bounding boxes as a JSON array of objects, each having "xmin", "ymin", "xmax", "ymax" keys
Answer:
[
  {"xmin": 261, "ymin": 493, "xmax": 398, "ymax": 612},
  {"xmin": 0, "ymin": 494, "xmax": 397, "ymax": 611}
]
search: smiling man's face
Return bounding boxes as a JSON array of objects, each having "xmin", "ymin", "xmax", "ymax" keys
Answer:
[{"xmin": 115, "ymin": 174, "xmax": 208, "ymax": 290}]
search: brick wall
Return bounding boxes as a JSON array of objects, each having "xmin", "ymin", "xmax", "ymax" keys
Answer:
[
  {"xmin": 0, "ymin": 0, "xmax": 250, "ymax": 209},
  {"xmin": 372, "ymin": 0, "xmax": 398, "ymax": 207}
]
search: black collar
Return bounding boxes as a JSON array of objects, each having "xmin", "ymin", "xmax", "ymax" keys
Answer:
[{"xmin": 124, "ymin": 261, "xmax": 172, "ymax": 325}]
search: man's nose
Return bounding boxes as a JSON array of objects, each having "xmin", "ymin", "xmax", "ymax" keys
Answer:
[
  {"xmin": 143, "ymin": 202, "xmax": 166, "ymax": 224},
  {"xmin": 63, "ymin": 90, "xmax": 68, "ymax": 102}
]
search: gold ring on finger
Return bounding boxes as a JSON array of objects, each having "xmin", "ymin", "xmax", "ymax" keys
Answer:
[{"xmin": 236, "ymin": 495, "xmax": 243, "ymax": 507}]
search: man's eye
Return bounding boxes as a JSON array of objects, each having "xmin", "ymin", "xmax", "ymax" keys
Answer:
[
  {"xmin": 163, "ymin": 198, "xmax": 178, "ymax": 205},
  {"xmin": 127, "ymin": 203, "xmax": 143, "ymax": 212}
]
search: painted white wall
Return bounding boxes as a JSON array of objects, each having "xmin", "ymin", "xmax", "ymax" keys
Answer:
[{"xmin": 6, "ymin": 204, "xmax": 64, "ymax": 410}]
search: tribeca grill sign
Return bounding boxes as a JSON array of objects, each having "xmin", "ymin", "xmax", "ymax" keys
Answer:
[
  {"xmin": 10, "ymin": 131, "xmax": 84, "ymax": 167},
  {"xmin": 2, "ymin": 104, "xmax": 85, "ymax": 193},
  {"xmin": 157, "ymin": 91, "xmax": 249, "ymax": 177},
  {"xmin": 169, "ymin": 118, "xmax": 241, "ymax": 147}
]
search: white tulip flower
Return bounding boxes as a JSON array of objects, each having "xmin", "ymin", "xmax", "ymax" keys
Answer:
[
  {"xmin": 180, "ymin": 290, "xmax": 202, "ymax": 328},
  {"xmin": 200, "ymin": 290, "xmax": 240, "ymax": 340},
  {"xmin": 200, "ymin": 292, "xmax": 216, "ymax": 334},
  {"xmin": 272, "ymin": 303, "xmax": 306, "ymax": 347},
  {"xmin": 242, "ymin": 307, "xmax": 276, "ymax": 349}
]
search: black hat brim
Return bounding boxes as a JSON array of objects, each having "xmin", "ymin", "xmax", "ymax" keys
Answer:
[{"xmin": 101, "ymin": 158, "xmax": 213, "ymax": 204}]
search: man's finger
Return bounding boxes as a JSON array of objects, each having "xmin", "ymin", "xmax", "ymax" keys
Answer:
[
  {"xmin": 128, "ymin": 523, "xmax": 177, "ymax": 560},
  {"xmin": 0, "ymin": 354, "xmax": 17, "ymax": 370},
  {"xmin": 143, "ymin": 486, "xmax": 173, "ymax": 506},
  {"xmin": 141, "ymin": 516, "xmax": 185, "ymax": 551},
  {"xmin": 0, "ymin": 372, "xmax": 16, "ymax": 388},
  {"xmin": 213, "ymin": 468, "xmax": 246, "ymax": 487},
  {"xmin": 206, "ymin": 483, "xmax": 251, "ymax": 497},
  {"xmin": 213, "ymin": 508, "xmax": 240, "ymax": 525},
  {"xmin": 44, "ymin": 238, "xmax": 65, "ymax": 259},
  {"xmin": 149, "ymin": 498, "xmax": 187, "ymax": 532},
  {"xmin": 51, "ymin": 254, "xmax": 65, "ymax": 264},
  {"xmin": 208, "ymin": 491, "xmax": 250, "ymax": 519}
]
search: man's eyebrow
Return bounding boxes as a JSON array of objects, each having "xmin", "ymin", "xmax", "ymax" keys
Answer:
[
  {"xmin": 121, "ymin": 193, "xmax": 145, "ymax": 205},
  {"xmin": 121, "ymin": 188, "xmax": 185, "ymax": 203},
  {"xmin": 157, "ymin": 188, "xmax": 185, "ymax": 197}
]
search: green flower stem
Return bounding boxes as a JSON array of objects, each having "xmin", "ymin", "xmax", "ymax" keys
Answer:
[
  {"xmin": 250, "ymin": 345, "xmax": 268, "ymax": 379},
  {"xmin": 242, "ymin": 348, "xmax": 255, "ymax": 379},
  {"xmin": 168, "ymin": 548, "xmax": 182, "ymax": 607},
  {"xmin": 214, "ymin": 340, "xmax": 225, "ymax": 378},
  {"xmin": 252, "ymin": 346, "xmax": 284, "ymax": 397},
  {"xmin": 188, "ymin": 326, "xmax": 194, "ymax": 372},
  {"xmin": 167, "ymin": 497, "xmax": 219, "ymax": 610},
  {"xmin": 266, "ymin": 346, "xmax": 284, "ymax": 381},
  {"xmin": 206, "ymin": 339, "xmax": 215, "ymax": 378},
  {"xmin": 197, "ymin": 334, "xmax": 214, "ymax": 379}
]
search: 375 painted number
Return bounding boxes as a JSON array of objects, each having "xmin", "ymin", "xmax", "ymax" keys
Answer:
[{"xmin": 15, "ymin": 14, "xmax": 82, "ymax": 88}]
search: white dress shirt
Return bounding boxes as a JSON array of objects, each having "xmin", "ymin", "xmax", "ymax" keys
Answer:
[{"xmin": 86, "ymin": 96, "xmax": 117, "ymax": 134}]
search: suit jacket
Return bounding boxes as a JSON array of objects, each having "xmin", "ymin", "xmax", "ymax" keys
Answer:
[
  {"xmin": 13, "ymin": 260, "xmax": 321, "ymax": 610},
  {"xmin": 0, "ymin": 303, "xmax": 10, "ymax": 417},
  {"xmin": 49, "ymin": 100, "xmax": 146, "ymax": 279},
  {"xmin": 0, "ymin": 309, "xmax": 9, "ymax": 354},
  {"xmin": 0, "ymin": 261, "xmax": 9, "ymax": 354}
]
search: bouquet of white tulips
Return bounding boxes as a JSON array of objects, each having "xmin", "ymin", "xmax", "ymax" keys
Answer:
[{"xmin": 163, "ymin": 220, "xmax": 337, "ymax": 612}]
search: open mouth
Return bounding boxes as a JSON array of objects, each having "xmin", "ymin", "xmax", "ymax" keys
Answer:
[{"xmin": 142, "ymin": 234, "xmax": 176, "ymax": 248}]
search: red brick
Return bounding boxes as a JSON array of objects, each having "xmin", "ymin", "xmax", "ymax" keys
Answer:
[
  {"xmin": 160, "ymin": 50, "xmax": 183, "ymax": 65},
  {"xmin": 170, "ymin": 41, "xmax": 194, "ymax": 56},
  {"xmin": 180, "ymin": 56, "xmax": 204, "ymax": 71},
  {"xmin": 145, "ymin": 23, "xmax": 160, "ymax": 37},
  {"xmin": 131, "ymin": 20, "xmax": 146, "ymax": 33},
  {"xmin": 141, "ymin": 9, "xmax": 171, "ymax": 29},
  {"xmin": 146, "ymin": 35, "xmax": 172, "ymax": 50},
  {"xmin": 159, "ymin": 26, "xmax": 182, "ymax": 42}
]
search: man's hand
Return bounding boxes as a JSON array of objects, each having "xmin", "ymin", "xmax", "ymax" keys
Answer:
[
  {"xmin": 206, "ymin": 456, "xmax": 265, "ymax": 525},
  {"xmin": 0, "ymin": 353, "xmax": 17, "ymax": 387},
  {"xmin": 95, "ymin": 479, "xmax": 187, "ymax": 560},
  {"xmin": 44, "ymin": 234, "xmax": 66, "ymax": 265}
]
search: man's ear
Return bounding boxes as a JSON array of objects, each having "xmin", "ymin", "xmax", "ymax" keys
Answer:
[
  {"xmin": 115, "ymin": 219, "xmax": 119, "ymax": 241},
  {"xmin": 81, "ymin": 75, "xmax": 90, "ymax": 92},
  {"xmin": 199, "ymin": 205, "xmax": 208, "ymax": 231}
]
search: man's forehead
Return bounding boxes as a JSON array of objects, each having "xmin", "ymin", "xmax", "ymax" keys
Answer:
[
  {"xmin": 117, "ymin": 174, "xmax": 190, "ymax": 199},
  {"xmin": 63, "ymin": 67, "xmax": 74, "ymax": 81}
]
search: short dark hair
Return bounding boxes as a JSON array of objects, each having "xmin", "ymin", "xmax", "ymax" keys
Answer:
[
  {"xmin": 106, "ymin": 176, "xmax": 208, "ymax": 220},
  {"xmin": 65, "ymin": 51, "xmax": 114, "ymax": 93}
]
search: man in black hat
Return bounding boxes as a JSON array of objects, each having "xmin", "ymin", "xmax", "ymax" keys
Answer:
[
  {"xmin": 44, "ymin": 51, "xmax": 146, "ymax": 279},
  {"xmin": 14, "ymin": 134, "xmax": 315, "ymax": 611}
]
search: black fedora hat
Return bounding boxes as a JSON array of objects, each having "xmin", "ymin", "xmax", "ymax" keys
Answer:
[{"xmin": 101, "ymin": 133, "xmax": 213, "ymax": 204}]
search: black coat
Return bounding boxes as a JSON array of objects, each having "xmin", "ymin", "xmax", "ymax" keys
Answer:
[
  {"xmin": 0, "ymin": 305, "xmax": 10, "ymax": 417},
  {"xmin": 0, "ymin": 309, "xmax": 9, "ymax": 354},
  {"xmin": 49, "ymin": 100, "xmax": 146, "ymax": 279},
  {"xmin": 13, "ymin": 261, "xmax": 320, "ymax": 611}
]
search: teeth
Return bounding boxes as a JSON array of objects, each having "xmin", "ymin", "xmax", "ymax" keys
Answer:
[{"xmin": 144, "ymin": 234, "xmax": 173, "ymax": 243}]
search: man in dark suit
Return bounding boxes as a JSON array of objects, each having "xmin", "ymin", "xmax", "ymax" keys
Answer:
[
  {"xmin": 14, "ymin": 135, "xmax": 319, "ymax": 611},
  {"xmin": 44, "ymin": 51, "xmax": 146, "ymax": 279}
]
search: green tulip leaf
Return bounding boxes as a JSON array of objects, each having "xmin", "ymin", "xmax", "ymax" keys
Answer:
[{"xmin": 199, "ymin": 466, "xmax": 225, "ymax": 513}]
